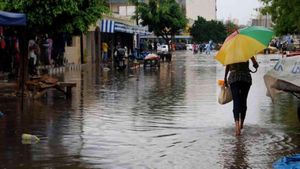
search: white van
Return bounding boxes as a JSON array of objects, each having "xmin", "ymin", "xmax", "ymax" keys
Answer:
[
  {"xmin": 186, "ymin": 44, "xmax": 193, "ymax": 50},
  {"xmin": 157, "ymin": 44, "xmax": 169, "ymax": 52}
]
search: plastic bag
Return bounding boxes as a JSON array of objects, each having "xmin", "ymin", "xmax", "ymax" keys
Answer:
[{"xmin": 218, "ymin": 85, "xmax": 232, "ymax": 104}]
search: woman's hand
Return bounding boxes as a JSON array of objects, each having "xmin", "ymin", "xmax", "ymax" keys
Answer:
[
  {"xmin": 251, "ymin": 56, "xmax": 259, "ymax": 69},
  {"xmin": 253, "ymin": 62, "xmax": 259, "ymax": 69}
]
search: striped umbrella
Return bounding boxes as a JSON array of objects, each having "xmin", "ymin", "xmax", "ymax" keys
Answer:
[{"xmin": 215, "ymin": 26, "xmax": 274, "ymax": 65}]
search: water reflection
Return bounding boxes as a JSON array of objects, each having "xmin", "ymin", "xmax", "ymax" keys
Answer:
[
  {"xmin": 222, "ymin": 137, "xmax": 249, "ymax": 169},
  {"xmin": 0, "ymin": 52, "xmax": 300, "ymax": 168}
]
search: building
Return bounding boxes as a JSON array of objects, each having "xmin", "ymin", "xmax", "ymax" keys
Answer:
[
  {"xmin": 108, "ymin": 0, "xmax": 148, "ymax": 19},
  {"xmin": 109, "ymin": 0, "xmax": 216, "ymax": 21},
  {"xmin": 180, "ymin": 0, "xmax": 217, "ymax": 21},
  {"xmin": 64, "ymin": 0, "xmax": 219, "ymax": 64},
  {"xmin": 251, "ymin": 14, "xmax": 272, "ymax": 28},
  {"xmin": 63, "ymin": 0, "xmax": 218, "ymax": 65},
  {"xmin": 64, "ymin": 0, "xmax": 150, "ymax": 65},
  {"xmin": 65, "ymin": 0, "xmax": 141, "ymax": 64}
]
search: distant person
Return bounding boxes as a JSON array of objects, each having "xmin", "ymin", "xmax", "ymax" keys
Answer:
[
  {"xmin": 154, "ymin": 41, "xmax": 158, "ymax": 52},
  {"xmin": 199, "ymin": 43, "xmax": 205, "ymax": 53},
  {"xmin": 224, "ymin": 56, "xmax": 259, "ymax": 136},
  {"xmin": 116, "ymin": 42, "xmax": 121, "ymax": 50},
  {"xmin": 0, "ymin": 33, "xmax": 5, "ymax": 72},
  {"xmin": 172, "ymin": 43, "xmax": 176, "ymax": 51},
  {"xmin": 41, "ymin": 34, "xmax": 49, "ymax": 65},
  {"xmin": 192, "ymin": 43, "xmax": 197, "ymax": 54},
  {"xmin": 144, "ymin": 41, "xmax": 149, "ymax": 51},
  {"xmin": 46, "ymin": 35, "xmax": 53, "ymax": 65},
  {"xmin": 205, "ymin": 40, "xmax": 213, "ymax": 55},
  {"xmin": 28, "ymin": 39, "xmax": 36, "ymax": 51},
  {"xmin": 12, "ymin": 35, "xmax": 20, "ymax": 77},
  {"xmin": 148, "ymin": 41, "xmax": 153, "ymax": 52},
  {"xmin": 28, "ymin": 44, "xmax": 38, "ymax": 76},
  {"xmin": 286, "ymin": 34, "xmax": 293, "ymax": 45},
  {"xmin": 102, "ymin": 42, "xmax": 109, "ymax": 63},
  {"xmin": 124, "ymin": 46, "xmax": 128, "ymax": 57}
]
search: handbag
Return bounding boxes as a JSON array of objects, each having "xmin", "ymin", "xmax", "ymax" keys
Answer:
[{"xmin": 218, "ymin": 85, "xmax": 232, "ymax": 104}]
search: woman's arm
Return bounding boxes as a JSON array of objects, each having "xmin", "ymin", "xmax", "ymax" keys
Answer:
[{"xmin": 224, "ymin": 65, "xmax": 229, "ymax": 87}]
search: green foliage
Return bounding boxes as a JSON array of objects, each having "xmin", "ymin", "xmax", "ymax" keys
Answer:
[
  {"xmin": 137, "ymin": 0, "xmax": 187, "ymax": 46},
  {"xmin": 260, "ymin": 0, "xmax": 300, "ymax": 35},
  {"xmin": 0, "ymin": 2, "xmax": 6, "ymax": 10},
  {"xmin": 2, "ymin": 0, "xmax": 109, "ymax": 35},
  {"xmin": 190, "ymin": 16, "xmax": 227, "ymax": 43},
  {"xmin": 129, "ymin": 0, "xmax": 140, "ymax": 24}
]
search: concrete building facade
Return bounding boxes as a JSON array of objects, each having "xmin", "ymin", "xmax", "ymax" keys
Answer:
[
  {"xmin": 108, "ymin": 0, "xmax": 216, "ymax": 21},
  {"xmin": 182, "ymin": 0, "xmax": 217, "ymax": 21},
  {"xmin": 251, "ymin": 14, "xmax": 272, "ymax": 28},
  {"xmin": 63, "ymin": 0, "xmax": 218, "ymax": 65}
]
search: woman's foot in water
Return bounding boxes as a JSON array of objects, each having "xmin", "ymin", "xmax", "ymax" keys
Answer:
[
  {"xmin": 235, "ymin": 121, "xmax": 241, "ymax": 136},
  {"xmin": 240, "ymin": 121, "xmax": 244, "ymax": 130}
]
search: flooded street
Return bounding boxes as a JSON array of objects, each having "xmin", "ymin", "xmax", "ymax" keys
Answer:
[{"xmin": 0, "ymin": 51, "xmax": 300, "ymax": 169}]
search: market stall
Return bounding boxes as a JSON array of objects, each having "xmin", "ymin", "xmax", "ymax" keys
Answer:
[{"xmin": 0, "ymin": 10, "xmax": 27, "ymax": 95}]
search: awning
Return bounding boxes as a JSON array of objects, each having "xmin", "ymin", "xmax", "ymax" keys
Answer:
[
  {"xmin": 114, "ymin": 22, "xmax": 133, "ymax": 33},
  {"xmin": 100, "ymin": 19, "xmax": 115, "ymax": 33},
  {"xmin": 100, "ymin": 19, "xmax": 151, "ymax": 35},
  {"xmin": 133, "ymin": 25, "xmax": 152, "ymax": 35},
  {"xmin": 115, "ymin": 22, "xmax": 151, "ymax": 35},
  {"xmin": 0, "ymin": 10, "xmax": 26, "ymax": 26}
]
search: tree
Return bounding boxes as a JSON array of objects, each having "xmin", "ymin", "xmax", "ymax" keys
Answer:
[
  {"xmin": 129, "ymin": 0, "xmax": 140, "ymax": 25},
  {"xmin": 2, "ymin": 0, "xmax": 108, "ymax": 36},
  {"xmin": 0, "ymin": 2, "xmax": 6, "ymax": 10},
  {"xmin": 260, "ymin": 0, "xmax": 300, "ymax": 35},
  {"xmin": 1, "ymin": 0, "xmax": 109, "ymax": 88},
  {"xmin": 190, "ymin": 16, "xmax": 226, "ymax": 43},
  {"xmin": 136, "ymin": 0, "xmax": 187, "ymax": 51}
]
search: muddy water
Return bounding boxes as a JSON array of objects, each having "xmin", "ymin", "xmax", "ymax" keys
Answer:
[{"xmin": 0, "ymin": 51, "xmax": 299, "ymax": 169}]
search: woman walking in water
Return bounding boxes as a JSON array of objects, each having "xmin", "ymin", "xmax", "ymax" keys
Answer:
[{"xmin": 224, "ymin": 56, "xmax": 259, "ymax": 136}]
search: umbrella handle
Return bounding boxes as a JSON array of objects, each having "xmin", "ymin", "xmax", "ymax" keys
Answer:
[{"xmin": 249, "ymin": 67, "xmax": 257, "ymax": 73}]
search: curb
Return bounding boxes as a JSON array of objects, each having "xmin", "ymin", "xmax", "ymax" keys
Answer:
[{"xmin": 37, "ymin": 64, "xmax": 83, "ymax": 75}]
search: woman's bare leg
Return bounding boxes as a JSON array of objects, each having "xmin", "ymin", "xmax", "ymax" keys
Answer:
[{"xmin": 235, "ymin": 121, "xmax": 241, "ymax": 136}]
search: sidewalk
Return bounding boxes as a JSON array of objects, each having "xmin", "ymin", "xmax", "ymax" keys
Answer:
[
  {"xmin": 0, "ymin": 60, "xmax": 143, "ymax": 91},
  {"xmin": 0, "ymin": 63, "xmax": 83, "ymax": 94}
]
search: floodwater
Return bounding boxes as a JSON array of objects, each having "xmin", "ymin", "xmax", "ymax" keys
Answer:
[{"xmin": 0, "ymin": 51, "xmax": 300, "ymax": 169}]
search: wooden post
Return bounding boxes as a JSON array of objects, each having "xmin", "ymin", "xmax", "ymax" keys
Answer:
[
  {"xmin": 80, "ymin": 33, "xmax": 84, "ymax": 64},
  {"xmin": 19, "ymin": 28, "xmax": 28, "ymax": 97},
  {"xmin": 95, "ymin": 27, "xmax": 100, "ymax": 65}
]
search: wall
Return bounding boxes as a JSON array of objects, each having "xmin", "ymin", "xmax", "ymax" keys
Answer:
[
  {"xmin": 185, "ymin": 0, "xmax": 216, "ymax": 21},
  {"xmin": 64, "ymin": 36, "xmax": 81, "ymax": 64},
  {"xmin": 251, "ymin": 15, "xmax": 272, "ymax": 28}
]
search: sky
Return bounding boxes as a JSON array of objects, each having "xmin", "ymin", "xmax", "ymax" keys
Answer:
[{"xmin": 217, "ymin": 0, "xmax": 263, "ymax": 25}]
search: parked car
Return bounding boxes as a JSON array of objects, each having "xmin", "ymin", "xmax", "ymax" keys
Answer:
[
  {"xmin": 157, "ymin": 44, "xmax": 169, "ymax": 52},
  {"xmin": 186, "ymin": 44, "xmax": 193, "ymax": 50},
  {"xmin": 175, "ymin": 43, "xmax": 186, "ymax": 50}
]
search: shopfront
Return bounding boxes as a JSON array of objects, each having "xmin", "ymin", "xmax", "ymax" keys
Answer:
[{"xmin": 99, "ymin": 19, "xmax": 150, "ymax": 62}]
